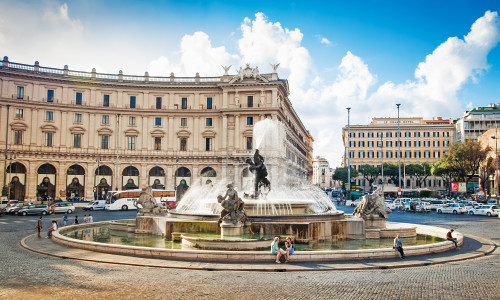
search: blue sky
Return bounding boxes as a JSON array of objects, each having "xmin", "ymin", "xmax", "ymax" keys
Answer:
[{"xmin": 1, "ymin": 0, "xmax": 499, "ymax": 166}]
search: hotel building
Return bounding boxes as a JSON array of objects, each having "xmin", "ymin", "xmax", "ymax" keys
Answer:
[{"xmin": 0, "ymin": 58, "xmax": 313, "ymax": 202}]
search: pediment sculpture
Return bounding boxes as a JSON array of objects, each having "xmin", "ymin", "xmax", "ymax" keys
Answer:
[{"xmin": 228, "ymin": 64, "xmax": 269, "ymax": 84}]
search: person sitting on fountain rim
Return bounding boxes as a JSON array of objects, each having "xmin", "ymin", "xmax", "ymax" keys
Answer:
[
  {"xmin": 285, "ymin": 237, "xmax": 294, "ymax": 263},
  {"xmin": 393, "ymin": 234, "xmax": 405, "ymax": 259},
  {"xmin": 271, "ymin": 236, "xmax": 285, "ymax": 263},
  {"xmin": 447, "ymin": 229, "xmax": 459, "ymax": 249}
]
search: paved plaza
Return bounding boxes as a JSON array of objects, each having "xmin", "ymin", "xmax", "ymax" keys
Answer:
[{"xmin": 0, "ymin": 207, "xmax": 499, "ymax": 299}]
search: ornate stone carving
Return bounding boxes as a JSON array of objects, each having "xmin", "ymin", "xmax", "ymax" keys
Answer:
[
  {"xmin": 270, "ymin": 63, "xmax": 280, "ymax": 73},
  {"xmin": 217, "ymin": 182, "xmax": 248, "ymax": 225},
  {"xmin": 222, "ymin": 65, "xmax": 231, "ymax": 75},
  {"xmin": 353, "ymin": 187, "xmax": 391, "ymax": 220},
  {"xmin": 228, "ymin": 64, "xmax": 269, "ymax": 84},
  {"xmin": 134, "ymin": 186, "xmax": 163, "ymax": 216},
  {"xmin": 245, "ymin": 149, "xmax": 271, "ymax": 198}
]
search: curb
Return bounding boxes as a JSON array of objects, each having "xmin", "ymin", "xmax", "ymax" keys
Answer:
[{"xmin": 20, "ymin": 233, "xmax": 496, "ymax": 272}]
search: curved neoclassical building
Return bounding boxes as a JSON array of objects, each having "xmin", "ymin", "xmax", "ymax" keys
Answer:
[{"xmin": 0, "ymin": 57, "xmax": 313, "ymax": 202}]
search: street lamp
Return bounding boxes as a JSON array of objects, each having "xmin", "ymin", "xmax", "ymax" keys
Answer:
[
  {"xmin": 346, "ymin": 107, "xmax": 351, "ymax": 200},
  {"xmin": 115, "ymin": 113, "xmax": 120, "ymax": 191},
  {"xmin": 7, "ymin": 153, "xmax": 16, "ymax": 200},
  {"xmin": 379, "ymin": 132, "xmax": 384, "ymax": 196},
  {"xmin": 492, "ymin": 130, "xmax": 498, "ymax": 204},
  {"xmin": 396, "ymin": 103, "xmax": 401, "ymax": 197},
  {"xmin": 2, "ymin": 104, "xmax": 11, "ymax": 197},
  {"xmin": 95, "ymin": 156, "xmax": 101, "ymax": 200}
]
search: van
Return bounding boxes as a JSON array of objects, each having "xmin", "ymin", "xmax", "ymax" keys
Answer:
[{"xmin": 83, "ymin": 200, "xmax": 106, "ymax": 211}]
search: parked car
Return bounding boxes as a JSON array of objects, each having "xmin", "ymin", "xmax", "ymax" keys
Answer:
[
  {"xmin": 487, "ymin": 199, "xmax": 498, "ymax": 205},
  {"xmin": 5, "ymin": 202, "xmax": 34, "ymax": 214},
  {"xmin": 0, "ymin": 200, "xmax": 19, "ymax": 210},
  {"xmin": 18, "ymin": 204, "xmax": 50, "ymax": 216},
  {"xmin": 346, "ymin": 200, "xmax": 361, "ymax": 207},
  {"xmin": 83, "ymin": 200, "xmax": 106, "ymax": 211},
  {"xmin": 404, "ymin": 201, "xmax": 431, "ymax": 213},
  {"xmin": 429, "ymin": 199, "xmax": 448, "ymax": 211},
  {"xmin": 385, "ymin": 201, "xmax": 397, "ymax": 210},
  {"xmin": 437, "ymin": 203, "xmax": 467, "ymax": 214},
  {"xmin": 53, "ymin": 202, "xmax": 75, "ymax": 214},
  {"xmin": 468, "ymin": 205, "xmax": 499, "ymax": 217}
]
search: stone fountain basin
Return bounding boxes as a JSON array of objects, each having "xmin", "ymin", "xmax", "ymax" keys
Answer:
[
  {"xmin": 52, "ymin": 222, "xmax": 463, "ymax": 262},
  {"xmin": 181, "ymin": 234, "xmax": 272, "ymax": 250}
]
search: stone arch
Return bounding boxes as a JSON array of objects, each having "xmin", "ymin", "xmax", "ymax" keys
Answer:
[
  {"xmin": 95, "ymin": 165, "xmax": 113, "ymax": 200},
  {"xmin": 200, "ymin": 166, "xmax": 217, "ymax": 185},
  {"xmin": 149, "ymin": 166, "xmax": 166, "ymax": 189},
  {"xmin": 66, "ymin": 164, "xmax": 85, "ymax": 200},
  {"xmin": 7, "ymin": 162, "xmax": 26, "ymax": 201},
  {"xmin": 37, "ymin": 163, "xmax": 57, "ymax": 201},
  {"xmin": 122, "ymin": 166, "xmax": 139, "ymax": 190}
]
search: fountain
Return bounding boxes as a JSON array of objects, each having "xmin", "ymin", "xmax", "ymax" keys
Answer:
[{"xmin": 50, "ymin": 119, "xmax": 464, "ymax": 262}]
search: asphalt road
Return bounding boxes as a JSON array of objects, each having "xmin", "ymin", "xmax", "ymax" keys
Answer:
[{"xmin": 0, "ymin": 206, "xmax": 499, "ymax": 300}]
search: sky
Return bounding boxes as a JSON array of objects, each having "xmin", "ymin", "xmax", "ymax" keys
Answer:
[{"xmin": 1, "ymin": 0, "xmax": 500, "ymax": 167}]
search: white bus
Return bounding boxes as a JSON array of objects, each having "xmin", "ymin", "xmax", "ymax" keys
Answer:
[{"xmin": 105, "ymin": 189, "xmax": 176, "ymax": 211}]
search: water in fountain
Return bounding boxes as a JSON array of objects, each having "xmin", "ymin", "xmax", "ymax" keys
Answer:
[{"xmin": 175, "ymin": 119, "xmax": 338, "ymax": 216}]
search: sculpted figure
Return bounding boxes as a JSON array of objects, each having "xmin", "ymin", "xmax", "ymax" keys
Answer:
[
  {"xmin": 353, "ymin": 187, "xmax": 391, "ymax": 220},
  {"xmin": 134, "ymin": 186, "xmax": 163, "ymax": 215},
  {"xmin": 246, "ymin": 149, "xmax": 271, "ymax": 198},
  {"xmin": 217, "ymin": 182, "xmax": 248, "ymax": 224}
]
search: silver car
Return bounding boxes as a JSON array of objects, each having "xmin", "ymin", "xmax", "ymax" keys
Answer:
[
  {"xmin": 18, "ymin": 204, "xmax": 50, "ymax": 216},
  {"xmin": 5, "ymin": 202, "xmax": 34, "ymax": 214}
]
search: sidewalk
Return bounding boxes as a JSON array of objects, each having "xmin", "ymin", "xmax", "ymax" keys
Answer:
[{"xmin": 21, "ymin": 233, "xmax": 496, "ymax": 272}]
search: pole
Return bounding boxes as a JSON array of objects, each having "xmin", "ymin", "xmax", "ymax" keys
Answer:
[
  {"xmin": 115, "ymin": 114, "xmax": 120, "ymax": 191},
  {"xmin": 396, "ymin": 103, "xmax": 401, "ymax": 197},
  {"xmin": 96, "ymin": 156, "xmax": 100, "ymax": 200},
  {"xmin": 226, "ymin": 114, "xmax": 229, "ymax": 179},
  {"xmin": 2, "ymin": 104, "xmax": 11, "ymax": 196},
  {"xmin": 380, "ymin": 133, "xmax": 384, "ymax": 197},
  {"xmin": 346, "ymin": 107, "xmax": 351, "ymax": 200},
  {"xmin": 496, "ymin": 127, "xmax": 498, "ymax": 204}
]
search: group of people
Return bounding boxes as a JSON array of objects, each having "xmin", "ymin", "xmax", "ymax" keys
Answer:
[
  {"xmin": 36, "ymin": 213, "xmax": 94, "ymax": 238},
  {"xmin": 394, "ymin": 228, "xmax": 460, "ymax": 259},
  {"xmin": 271, "ymin": 236, "xmax": 294, "ymax": 263}
]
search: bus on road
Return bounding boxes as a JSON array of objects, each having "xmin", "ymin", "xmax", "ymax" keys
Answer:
[{"xmin": 105, "ymin": 189, "xmax": 176, "ymax": 211}]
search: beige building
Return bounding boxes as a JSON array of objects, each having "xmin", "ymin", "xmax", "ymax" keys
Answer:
[
  {"xmin": 0, "ymin": 58, "xmax": 313, "ymax": 202},
  {"xmin": 478, "ymin": 128, "xmax": 499, "ymax": 196},
  {"xmin": 312, "ymin": 156, "xmax": 332, "ymax": 188},
  {"xmin": 342, "ymin": 117, "xmax": 455, "ymax": 190}
]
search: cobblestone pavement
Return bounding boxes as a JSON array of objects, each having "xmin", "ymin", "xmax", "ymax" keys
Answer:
[{"xmin": 0, "ymin": 207, "xmax": 498, "ymax": 300}]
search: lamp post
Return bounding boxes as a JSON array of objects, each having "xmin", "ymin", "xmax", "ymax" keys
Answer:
[
  {"xmin": 346, "ymin": 107, "xmax": 351, "ymax": 200},
  {"xmin": 396, "ymin": 103, "xmax": 401, "ymax": 197},
  {"xmin": 226, "ymin": 114, "xmax": 229, "ymax": 179},
  {"xmin": 380, "ymin": 133, "xmax": 384, "ymax": 196},
  {"xmin": 115, "ymin": 114, "xmax": 120, "ymax": 191},
  {"xmin": 7, "ymin": 153, "xmax": 16, "ymax": 200},
  {"xmin": 492, "ymin": 130, "xmax": 498, "ymax": 204},
  {"xmin": 2, "ymin": 104, "xmax": 11, "ymax": 197},
  {"xmin": 95, "ymin": 156, "xmax": 101, "ymax": 200}
]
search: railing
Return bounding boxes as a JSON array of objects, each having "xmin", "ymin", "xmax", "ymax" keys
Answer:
[{"xmin": 1, "ymin": 58, "xmax": 224, "ymax": 85}]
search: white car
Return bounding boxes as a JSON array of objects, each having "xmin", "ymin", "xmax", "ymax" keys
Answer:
[
  {"xmin": 346, "ymin": 200, "xmax": 361, "ymax": 207},
  {"xmin": 468, "ymin": 205, "xmax": 499, "ymax": 217},
  {"xmin": 437, "ymin": 203, "xmax": 467, "ymax": 214},
  {"xmin": 83, "ymin": 200, "xmax": 106, "ymax": 211},
  {"xmin": 53, "ymin": 202, "xmax": 75, "ymax": 214},
  {"xmin": 385, "ymin": 201, "xmax": 397, "ymax": 210}
]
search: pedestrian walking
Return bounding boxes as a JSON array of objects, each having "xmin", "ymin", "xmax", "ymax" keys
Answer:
[
  {"xmin": 36, "ymin": 217, "xmax": 43, "ymax": 238},
  {"xmin": 74, "ymin": 215, "xmax": 79, "ymax": 225},
  {"xmin": 447, "ymin": 229, "xmax": 459, "ymax": 249},
  {"xmin": 62, "ymin": 213, "xmax": 68, "ymax": 226},
  {"xmin": 394, "ymin": 234, "xmax": 405, "ymax": 259}
]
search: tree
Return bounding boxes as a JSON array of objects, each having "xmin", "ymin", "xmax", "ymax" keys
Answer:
[
  {"xmin": 479, "ymin": 156, "xmax": 496, "ymax": 196},
  {"xmin": 432, "ymin": 159, "xmax": 455, "ymax": 196},
  {"xmin": 358, "ymin": 164, "xmax": 380, "ymax": 191},
  {"xmin": 383, "ymin": 163, "xmax": 400, "ymax": 186},
  {"xmin": 332, "ymin": 167, "xmax": 359, "ymax": 188},
  {"xmin": 405, "ymin": 163, "xmax": 431, "ymax": 188},
  {"xmin": 443, "ymin": 141, "xmax": 491, "ymax": 186}
]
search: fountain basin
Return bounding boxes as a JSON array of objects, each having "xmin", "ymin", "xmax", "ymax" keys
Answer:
[
  {"xmin": 52, "ymin": 221, "xmax": 461, "ymax": 262},
  {"xmin": 181, "ymin": 234, "xmax": 272, "ymax": 250}
]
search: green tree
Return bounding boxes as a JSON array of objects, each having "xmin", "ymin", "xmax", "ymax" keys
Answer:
[
  {"xmin": 332, "ymin": 167, "xmax": 359, "ymax": 188},
  {"xmin": 443, "ymin": 141, "xmax": 491, "ymax": 185},
  {"xmin": 358, "ymin": 164, "xmax": 380, "ymax": 191},
  {"xmin": 432, "ymin": 159, "xmax": 455, "ymax": 196},
  {"xmin": 479, "ymin": 156, "xmax": 496, "ymax": 196},
  {"xmin": 405, "ymin": 163, "xmax": 431, "ymax": 187},
  {"xmin": 383, "ymin": 163, "xmax": 400, "ymax": 186}
]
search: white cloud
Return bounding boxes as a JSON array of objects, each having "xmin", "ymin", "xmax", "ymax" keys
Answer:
[{"xmin": 320, "ymin": 37, "xmax": 331, "ymax": 45}]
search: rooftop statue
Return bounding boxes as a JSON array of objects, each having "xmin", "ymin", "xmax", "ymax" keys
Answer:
[{"xmin": 228, "ymin": 64, "xmax": 269, "ymax": 84}]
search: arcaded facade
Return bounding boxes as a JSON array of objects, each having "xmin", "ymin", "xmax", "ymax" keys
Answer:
[{"xmin": 0, "ymin": 58, "xmax": 313, "ymax": 202}]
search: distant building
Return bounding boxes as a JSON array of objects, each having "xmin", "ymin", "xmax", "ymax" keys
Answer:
[
  {"xmin": 455, "ymin": 103, "xmax": 500, "ymax": 142},
  {"xmin": 477, "ymin": 128, "xmax": 499, "ymax": 197},
  {"xmin": 341, "ymin": 117, "xmax": 454, "ymax": 191},
  {"xmin": 312, "ymin": 156, "xmax": 332, "ymax": 188}
]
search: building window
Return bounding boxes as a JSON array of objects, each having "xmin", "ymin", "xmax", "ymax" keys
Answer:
[
  {"xmin": 444, "ymin": 141, "xmax": 449, "ymax": 147},
  {"xmin": 46, "ymin": 111, "xmax": 53, "ymax": 121},
  {"xmin": 405, "ymin": 141, "xmax": 411, "ymax": 147},
  {"xmin": 350, "ymin": 141, "xmax": 356, "ymax": 147},
  {"xmin": 350, "ymin": 132, "xmax": 356, "ymax": 138},
  {"xmin": 14, "ymin": 130, "xmax": 23, "ymax": 145},
  {"xmin": 434, "ymin": 140, "xmax": 440, "ymax": 147},
  {"xmin": 155, "ymin": 117, "xmax": 162, "ymax": 126},
  {"xmin": 101, "ymin": 135, "xmax": 109, "ymax": 149},
  {"xmin": 395, "ymin": 132, "xmax": 401, "ymax": 137},
  {"xmin": 415, "ymin": 151, "xmax": 421, "ymax": 158},
  {"xmin": 414, "ymin": 132, "xmax": 421, "ymax": 137},
  {"xmin": 444, "ymin": 132, "xmax": 450, "ymax": 137},
  {"xmin": 207, "ymin": 97, "xmax": 212, "ymax": 109},
  {"xmin": 424, "ymin": 151, "xmax": 430, "ymax": 158},
  {"xmin": 405, "ymin": 132, "xmax": 411, "ymax": 137},
  {"xmin": 205, "ymin": 138, "xmax": 213, "ymax": 151},
  {"xmin": 180, "ymin": 138, "xmax": 187, "ymax": 151},
  {"xmin": 433, "ymin": 132, "xmax": 439, "ymax": 137},
  {"xmin": 75, "ymin": 92, "xmax": 82, "ymax": 105},
  {"xmin": 396, "ymin": 141, "xmax": 401, "ymax": 147},
  {"xmin": 154, "ymin": 137, "xmax": 161, "ymax": 150},
  {"xmin": 181, "ymin": 118, "xmax": 187, "ymax": 126},
  {"xmin": 414, "ymin": 141, "xmax": 421, "ymax": 147},
  {"xmin": 405, "ymin": 151, "xmax": 411, "ymax": 158},
  {"xmin": 181, "ymin": 97, "xmax": 187, "ymax": 109},
  {"xmin": 359, "ymin": 141, "xmax": 365, "ymax": 147},
  {"xmin": 130, "ymin": 96, "xmax": 136, "ymax": 108},
  {"xmin": 17, "ymin": 86, "xmax": 24, "ymax": 99},
  {"xmin": 368, "ymin": 141, "xmax": 374, "ymax": 147},
  {"xmin": 127, "ymin": 136, "xmax": 136, "ymax": 150},
  {"xmin": 368, "ymin": 132, "xmax": 374, "ymax": 138},
  {"xmin": 359, "ymin": 132, "xmax": 365, "ymax": 138},
  {"xmin": 73, "ymin": 134, "xmax": 82, "ymax": 148},
  {"xmin": 246, "ymin": 137, "xmax": 253, "ymax": 150},
  {"xmin": 349, "ymin": 151, "xmax": 355, "ymax": 158},
  {"xmin": 396, "ymin": 151, "xmax": 401, "ymax": 158},
  {"xmin": 102, "ymin": 115, "xmax": 109, "ymax": 124},
  {"xmin": 15, "ymin": 108, "xmax": 23, "ymax": 119},
  {"xmin": 247, "ymin": 96, "xmax": 253, "ymax": 108},
  {"xmin": 386, "ymin": 141, "xmax": 392, "ymax": 147},
  {"xmin": 44, "ymin": 132, "xmax": 53, "ymax": 146},
  {"xmin": 386, "ymin": 132, "xmax": 392, "ymax": 137},
  {"xmin": 377, "ymin": 151, "xmax": 383, "ymax": 158},
  {"xmin": 103, "ymin": 95, "xmax": 110, "ymax": 107},
  {"xmin": 368, "ymin": 151, "xmax": 374, "ymax": 158},
  {"xmin": 359, "ymin": 151, "xmax": 365, "ymax": 158},
  {"xmin": 156, "ymin": 97, "xmax": 162, "ymax": 109},
  {"xmin": 247, "ymin": 117, "xmax": 253, "ymax": 125},
  {"xmin": 424, "ymin": 141, "xmax": 430, "ymax": 147},
  {"xmin": 47, "ymin": 89, "xmax": 54, "ymax": 102},
  {"xmin": 206, "ymin": 118, "xmax": 213, "ymax": 127},
  {"xmin": 75, "ymin": 113, "xmax": 82, "ymax": 123},
  {"xmin": 386, "ymin": 151, "xmax": 393, "ymax": 158},
  {"xmin": 424, "ymin": 132, "xmax": 430, "ymax": 137},
  {"xmin": 129, "ymin": 116, "xmax": 136, "ymax": 126},
  {"xmin": 434, "ymin": 151, "xmax": 441, "ymax": 158}
]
